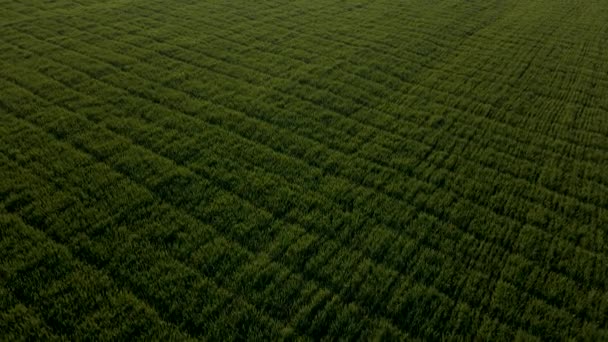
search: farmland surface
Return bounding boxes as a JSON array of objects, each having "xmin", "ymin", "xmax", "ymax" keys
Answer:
[{"xmin": 2, "ymin": 0, "xmax": 608, "ymax": 340}]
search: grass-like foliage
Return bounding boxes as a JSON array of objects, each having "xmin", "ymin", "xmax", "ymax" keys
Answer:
[{"xmin": 1, "ymin": 0, "xmax": 608, "ymax": 340}]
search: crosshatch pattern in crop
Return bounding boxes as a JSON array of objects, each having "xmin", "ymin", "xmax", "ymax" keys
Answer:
[{"xmin": 1, "ymin": 0, "xmax": 608, "ymax": 340}]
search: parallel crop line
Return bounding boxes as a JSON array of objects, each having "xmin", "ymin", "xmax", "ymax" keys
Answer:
[
  {"xmin": 0, "ymin": 65, "xmax": 597, "ymax": 330},
  {"xmin": 9, "ymin": 26, "xmax": 606, "ymax": 253},
  {"xmin": 11, "ymin": 18, "xmax": 597, "ymax": 227},
  {"xmin": 6, "ymin": 101, "xmax": 548, "ymax": 339},
  {"xmin": 19, "ymin": 7, "xmax": 608, "ymax": 176},
  {"xmin": 3, "ymin": 75, "xmax": 564, "ymax": 340},
  {"xmin": 3, "ymin": 33, "xmax": 603, "ymax": 296},
  {"xmin": 4, "ymin": 0, "xmax": 607, "ymax": 337},
  {"xmin": 1, "ymin": 98, "xmax": 414, "ymax": 339},
  {"xmin": 0, "ymin": 110, "xmax": 337, "ymax": 339},
  {"xmin": 71, "ymin": 9, "xmax": 608, "ymax": 194},
  {"xmin": 0, "ymin": 126, "xmax": 254, "ymax": 339},
  {"xmin": 137, "ymin": 0, "xmax": 608, "ymax": 151},
  {"xmin": 0, "ymin": 157, "xmax": 193, "ymax": 339}
]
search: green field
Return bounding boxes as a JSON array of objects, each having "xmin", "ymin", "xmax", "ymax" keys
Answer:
[{"xmin": 1, "ymin": 0, "xmax": 608, "ymax": 340}]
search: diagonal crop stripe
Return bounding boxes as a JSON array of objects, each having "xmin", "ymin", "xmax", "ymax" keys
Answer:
[{"xmin": 1, "ymin": 0, "xmax": 607, "ymax": 340}]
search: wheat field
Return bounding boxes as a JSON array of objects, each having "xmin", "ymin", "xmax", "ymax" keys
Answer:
[{"xmin": 1, "ymin": 0, "xmax": 608, "ymax": 340}]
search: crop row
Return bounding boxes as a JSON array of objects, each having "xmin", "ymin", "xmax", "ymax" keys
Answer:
[
  {"xmin": 45, "ymin": 4, "xmax": 601, "ymax": 203},
  {"xmin": 4, "ymin": 20, "xmax": 607, "ymax": 262},
  {"xmin": 2, "ymin": 61, "xmax": 607, "ymax": 339},
  {"xmin": 2, "ymin": 22, "xmax": 604, "ymax": 306},
  {"xmin": 2, "ymin": 16, "xmax": 604, "ymax": 239},
  {"xmin": 2, "ymin": 0, "xmax": 607, "ymax": 339}
]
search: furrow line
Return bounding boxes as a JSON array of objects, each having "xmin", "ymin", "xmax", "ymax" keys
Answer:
[
  {"xmin": 2, "ymin": 36, "xmax": 594, "ymax": 292},
  {"xmin": 1, "ymin": 70, "xmax": 601, "ymax": 327}
]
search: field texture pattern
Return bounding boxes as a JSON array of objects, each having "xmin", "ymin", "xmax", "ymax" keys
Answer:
[{"xmin": 1, "ymin": 0, "xmax": 608, "ymax": 340}]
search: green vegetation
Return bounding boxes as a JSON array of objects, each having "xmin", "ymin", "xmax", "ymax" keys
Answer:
[{"xmin": 1, "ymin": 0, "xmax": 608, "ymax": 340}]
